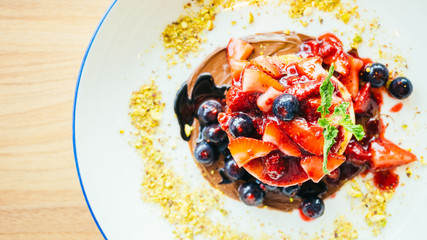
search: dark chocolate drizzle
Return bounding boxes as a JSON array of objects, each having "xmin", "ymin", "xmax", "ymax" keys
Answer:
[{"xmin": 174, "ymin": 73, "xmax": 228, "ymax": 140}]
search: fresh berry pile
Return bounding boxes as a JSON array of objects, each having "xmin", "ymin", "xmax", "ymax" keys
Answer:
[{"xmin": 184, "ymin": 32, "xmax": 417, "ymax": 220}]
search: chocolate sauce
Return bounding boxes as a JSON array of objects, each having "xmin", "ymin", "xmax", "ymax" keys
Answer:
[{"xmin": 174, "ymin": 73, "xmax": 228, "ymax": 140}]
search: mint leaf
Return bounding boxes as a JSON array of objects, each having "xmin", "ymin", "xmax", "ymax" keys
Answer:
[
  {"xmin": 322, "ymin": 124, "xmax": 338, "ymax": 174},
  {"xmin": 317, "ymin": 64, "xmax": 335, "ymax": 118},
  {"xmin": 339, "ymin": 114, "xmax": 365, "ymax": 140},
  {"xmin": 316, "ymin": 63, "xmax": 366, "ymax": 174}
]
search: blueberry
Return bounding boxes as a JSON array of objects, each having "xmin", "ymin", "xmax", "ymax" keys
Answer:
[
  {"xmin": 229, "ymin": 114, "xmax": 255, "ymax": 138},
  {"xmin": 280, "ymin": 185, "xmax": 300, "ymax": 197},
  {"xmin": 360, "ymin": 63, "xmax": 389, "ymax": 88},
  {"xmin": 194, "ymin": 142, "xmax": 217, "ymax": 165},
  {"xmin": 297, "ymin": 180, "xmax": 327, "ymax": 198},
  {"xmin": 224, "ymin": 157, "xmax": 246, "ymax": 181},
  {"xmin": 256, "ymin": 179, "xmax": 278, "ymax": 191},
  {"xmin": 388, "ymin": 77, "xmax": 413, "ymax": 99},
  {"xmin": 202, "ymin": 124, "xmax": 227, "ymax": 144},
  {"xmin": 272, "ymin": 94, "xmax": 299, "ymax": 121},
  {"xmin": 238, "ymin": 182, "xmax": 265, "ymax": 206},
  {"xmin": 300, "ymin": 196, "xmax": 325, "ymax": 219},
  {"xmin": 197, "ymin": 99, "xmax": 223, "ymax": 125}
]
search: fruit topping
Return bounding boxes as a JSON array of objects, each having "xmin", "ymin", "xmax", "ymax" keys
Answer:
[
  {"xmin": 244, "ymin": 156, "xmax": 309, "ymax": 187},
  {"xmin": 197, "ymin": 99, "xmax": 223, "ymax": 125},
  {"xmin": 250, "ymin": 56, "xmax": 282, "ymax": 78},
  {"xmin": 262, "ymin": 122, "xmax": 302, "ymax": 157},
  {"xmin": 283, "ymin": 117, "xmax": 324, "ymax": 155},
  {"xmin": 318, "ymin": 33, "xmax": 349, "ymax": 75},
  {"xmin": 229, "ymin": 114, "xmax": 256, "ymax": 138},
  {"xmin": 242, "ymin": 66, "xmax": 286, "ymax": 93},
  {"xmin": 228, "ymin": 137, "xmax": 276, "ymax": 167},
  {"xmin": 340, "ymin": 56, "xmax": 363, "ymax": 99},
  {"xmin": 226, "ymin": 86, "xmax": 259, "ymax": 112},
  {"xmin": 369, "ymin": 138, "xmax": 417, "ymax": 170},
  {"xmin": 238, "ymin": 182, "xmax": 265, "ymax": 206},
  {"xmin": 194, "ymin": 142, "xmax": 218, "ymax": 166},
  {"xmin": 280, "ymin": 185, "xmax": 300, "ymax": 198},
  {"xmin": 388, "ymin": 77, "xmax": 413, "ymax": 99},
  {"xmin": 257, "ymin": 87, "xmax": 283, "ymax": 113},
  {"xmin": 224, "ymin": 156, "xmax": 247, "ymax": 181},
  {"xmin": 300, "ymin": 197, "xmax": 325, "ymax": 219},
  {"xmin": 344, "ymin": 140, "xmax": 372, "ymax": 166},
  {"xmin": 202, "ymin": 123, "xmax": 227, "ymax": 144},
  {"xmin": 262, "ymin": 151, "xmax": 286, "ymax": 180},
  {"xmin": 300, "ymin": 154, "xmax": 346, "ymax": 182},
  {"xmin": 229, "ymin": 59, "xmax": 249, "ymax": 83},
  {"xmin": 227, "ymin": 38, "xmax": 254, "ymax": 61},
  {"xmin": 256, "ymin": 180, "xmax": 279, "ymax": 191},
  {"xmin": 353, "ymin": 82, "xmax": 371, "ymax": 114},
  {"xmin": 272, "ymin": 94, "xmax": 300, "ymax": 121},
  {"xmin": 360, "ymin": 63, "xmax": 389, "ymax": 88}
]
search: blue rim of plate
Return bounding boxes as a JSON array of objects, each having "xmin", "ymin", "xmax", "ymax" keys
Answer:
[{"xmin": 72, "ymin": 0, "xmax": 118, "ymax": 239}]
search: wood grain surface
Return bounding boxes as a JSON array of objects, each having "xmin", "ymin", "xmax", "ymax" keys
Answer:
[{"xmin": 0, "ymin": 1, "xmax": 112, "ymax": 239}]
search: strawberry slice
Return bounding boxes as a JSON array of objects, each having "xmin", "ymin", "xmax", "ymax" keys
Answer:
[
  {"xmin": 229, "ymin": 59, "xmax": 249, "ymax": 84},
  {"xmin": 300, "ymin": 154, "xmax": 346, "ymax": 182},
  {"xmin": 251, "ymin": 56, "xmax": 282, "ymax": 78},
  {"xmin": 228, "ymin": 137, "xmax": 276, "ymax": 167},
  {"xmin": 227, "ymin": 38, "xmax": 254, "ymax": 61},
  {"xmin": 244, "ymin": 157, "xmax": 309, "ymax": 187},
  {"xmin": 353, "ymin": 82, "xmax": 371, "ymax": 114},
  {"xmin": 318, "ymin": 33, "xmax": 349, "ymax": 75},
  {"xmin": 218, "ymin": 112, "xmax": 232, "ymax": 132},
  {"xmin": 284, "ymin": 80, "xmax": 323, "ymax": 101},
  {"xmin": 242, "ymin": 66, "xmax": 286, "ymax": 93},
  {"xmin": 296, "ymin": 56, "xmax": 328, "ymax": 81},
  {"xmin": 340, "ymin": 56, "xmax": 363, "ymax": 99},
  {"xmin": 305, "ymin": 96, "xmax": 343, "ymax": 111},
  {"xmin": 225, "ymin": 86, "xmax": 259, "ymax": 112},
  {"xmin": 282, "ymin": 117, "xmax": 324, "ymax": 155},
  {"xmin": 256, "ymin": 87, "xmax": 282, "ymax": 112},
  {"xmin": 262, "ymin": 122, "xmax": 302, "ymax": 157},
  {"xmin": 369, "ymin": 138, "xmax": 417, "ymax": 170}
]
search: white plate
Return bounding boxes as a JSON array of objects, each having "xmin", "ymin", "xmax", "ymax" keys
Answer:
[{"xmin": 73, "ymin": 0, "xmax": 427, "ymax": 239}]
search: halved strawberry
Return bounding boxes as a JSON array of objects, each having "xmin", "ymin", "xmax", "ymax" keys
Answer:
[
  {"xmin": 282, "ymin": 117, "xmax": 324, "ymax": 155},
  {"xmin": 262, "ymin": 122, "xmax": 302, "ymax": 157},
  {"xmin": 369, "ymin": 138, "xmax": 417, "ymax": 170},
  {"xmin": 228, "ymin": 137, "xmax": 276, "ymax": 167},
  {"xmin": 353, "ymin": 82, "xmax": 371, "ymax": 114},
  {"xmin": 340, "ymin": 56, "xmax": 363, "ymax": 99},
  {"xmin": 242, "ymin": 66, "xmax": 286, "ymax": 92},
  {"xmin": 229, "ymin": 59, "xmax": 249, "ymax": 83},
  {"xmin": 300, "ymin": 154, "xmax": 346, "ymax": 182},
  {"xmin": 251, "ymin": 56, "xmax": 282, "ymax": 78},
  {"xmin": 256, "ymin": 87, "xmax": 282, "ymax": 113},
  {"xmin": 318, "ymin": 33, "xmax": 350, "ymax": 75},
  {"xmin": 244, "ymin": 157, "xmax": 309, "ymax": 187},
  {"xmin": 227, "ymin": 38, "xmax": 254, "ymax": 61},
  {"xmin": 225, "ymin": 86, "xmax": 259, "ymax": 112}
]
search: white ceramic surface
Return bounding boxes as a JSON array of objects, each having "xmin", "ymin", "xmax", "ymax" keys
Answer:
[{"xmin": 74, "ymin": 0, "xmax": 427, "ymax": 239}]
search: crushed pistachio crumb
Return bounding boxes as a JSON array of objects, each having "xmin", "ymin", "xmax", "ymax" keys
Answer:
[
  {"xmin": 332, "ymin": 216, "xmax": 358, "ymax": 240},
  {"xmin": 351, "ymin": 33, "xmax": 362, "ymax": 49},
  {"xmin": 248, "ymin": 12, "xmax": 254, "ymax": 23},
  {"xmin": 119, "ymin": 129, "xmax": 124, "ymax": 134},
  {"xmin": 349, "ymin": 181, "xmax": 394, "ymax": 235},
  {"xmin": 184, "ymin": 124, "xmax": 193, "ymax": 137}
]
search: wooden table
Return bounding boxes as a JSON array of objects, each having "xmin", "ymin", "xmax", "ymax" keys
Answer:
[{"xmin": 0, "ymin": 1, "xmax": 112, "ymax": 239}]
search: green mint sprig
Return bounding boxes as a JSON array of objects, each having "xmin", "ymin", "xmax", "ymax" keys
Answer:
[{"xmin": 317, "ymin": 64, "xmax": 365, "ymax": 174}]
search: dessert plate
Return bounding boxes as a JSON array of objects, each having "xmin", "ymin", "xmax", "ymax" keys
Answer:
[{"xmin": 73, "ymin": 0, "xmax": 427, "ymax": 239}]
